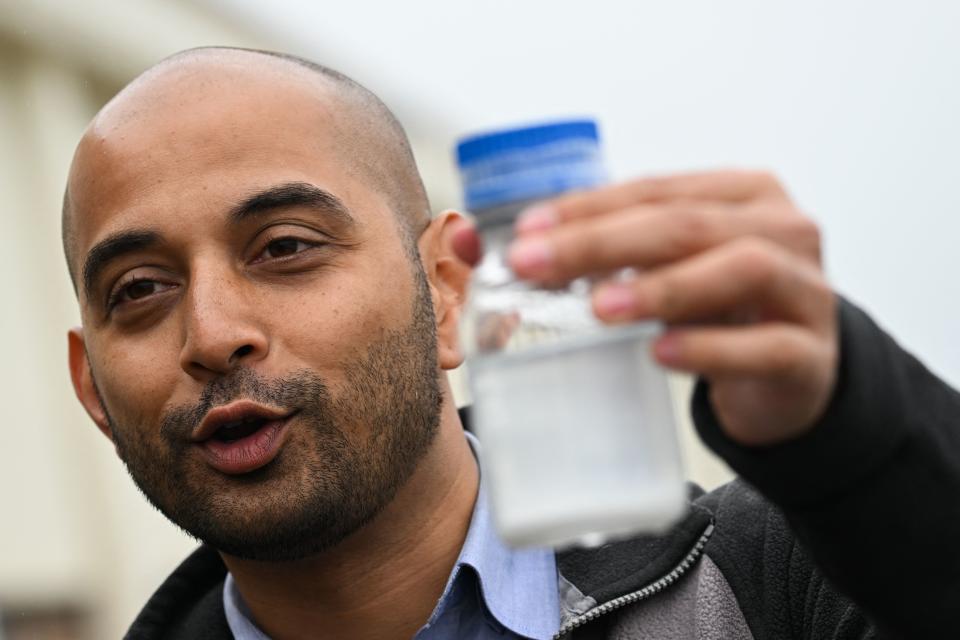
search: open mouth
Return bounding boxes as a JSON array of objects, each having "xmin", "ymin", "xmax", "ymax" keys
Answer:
[
  {"xmin": 193, "ymin": 401, "xmax": 297, "ymax": 475},
  {"xmin": 211, "ymin": 416, "xmax": 272, "ymax": 443}
]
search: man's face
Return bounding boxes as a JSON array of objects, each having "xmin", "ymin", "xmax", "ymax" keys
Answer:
[{"xmin": 66, "ymin": 57, "xmax": 443, "ymax": 560}]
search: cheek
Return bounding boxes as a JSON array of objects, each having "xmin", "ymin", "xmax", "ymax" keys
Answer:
[
  {"xmin": 269, "ymin": 261, "xmax": 418, "ymax": 370},
  {"xmin": 87, "ymin": 329, "xmax": 182, "ymax": 433}
]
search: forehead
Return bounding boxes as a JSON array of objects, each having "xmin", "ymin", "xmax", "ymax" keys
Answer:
[{"xmin": 67, "ymin": 55, "xmax": 380, "ymax": 271}]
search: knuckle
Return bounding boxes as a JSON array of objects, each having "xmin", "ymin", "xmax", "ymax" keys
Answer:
[
  {"xmin": 552, "ymin": 186, "xmax": 606, "ymax": 219},
  {"xmin": 786, "ymin": 211, "xmax": 823, "ymax": 260},
  {"xmin": 649, "ymin": 276, "xmax": 680, "ymax": 316},
  {"xmin": 644, "ymin": 174, "xmax": 674, "ymax": 191},
  {"xmin": 739, "ymin": 169, "xmax": 785, "ymax": 196},
  {"xmin": 732, "ymin": 237, "xmax": 782, "ymax": 286},
  {"xmin": 548, "ymin": 195, "xmax": 578, "ymax": 219},
  {"xmin": 767, "ymin": 337, "xmax": 805, "ymax": 375},
  {"xmin": 670, "ymin": 207, "xmax": 716, "ymax": 254},
  {"xmin": 805, "ymin": 267, "xmax": 833, "ymax": 299},
  {"xmin": 629, "ymin": 176, "xmax": 669, "ymax": 202},
  {"xmin": 752, "ymin": 169, "xmax": 781, "ymax": 190},
  {"xmin": 555, "ymin": 225, "xmax": 602, "ymax": 275},
  {"xmin": 802, "ymin": 268, "xmax": 836, "ymax": 319}
]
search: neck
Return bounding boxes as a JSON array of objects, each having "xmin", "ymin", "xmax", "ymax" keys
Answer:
[{"xmin": 222, "ymin": 394, "xmax": 478, "ymax": 640}]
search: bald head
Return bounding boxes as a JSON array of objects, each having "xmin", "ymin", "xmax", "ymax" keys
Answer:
[{"xmin": 62, "ymin": 47, "xmax": 430, "ymax": 292}]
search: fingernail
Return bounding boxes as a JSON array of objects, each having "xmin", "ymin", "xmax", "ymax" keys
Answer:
[
  {"xmin": 508, "ymin": 237, "xmax": 553, "ymax": 274},
  {"xmin": 516, "ymin": 204, "xmax": 558, "ymax": 234},
  {"xmin": 594, "ymin": 284, "xmax": 636, "ymax": 317},
  {"xmin": 654, "ymin": 333, "xmax": 682, "ymax": 364}
]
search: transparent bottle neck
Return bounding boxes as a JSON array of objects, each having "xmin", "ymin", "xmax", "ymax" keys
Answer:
[
  {"xmin": 472, "ymin": 198, "xmax": 540, "ymax": 250},
  {"xmin": 469, "ymin": 201, "xmax": 528, "ymax": 287}
]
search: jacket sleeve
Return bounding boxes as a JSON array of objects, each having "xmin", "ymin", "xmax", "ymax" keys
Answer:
[{"xmin": 691, "ymin": 297, "xmax": 960, "ymax": 639}]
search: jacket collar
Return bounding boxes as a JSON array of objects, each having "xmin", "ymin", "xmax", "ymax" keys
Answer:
[{"xmin": 555, "ymin": 487, "xmax": 713, "ymax": 607}]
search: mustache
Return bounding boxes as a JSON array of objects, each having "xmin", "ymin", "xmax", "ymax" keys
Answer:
[{"xmin": 159, "ymin": 368, "xmax": 332, "ymax": 442}]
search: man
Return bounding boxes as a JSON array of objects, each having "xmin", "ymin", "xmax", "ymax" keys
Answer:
[{"xmin": 62, "ymin": 47, "xmax": 959, "ymax": 639}]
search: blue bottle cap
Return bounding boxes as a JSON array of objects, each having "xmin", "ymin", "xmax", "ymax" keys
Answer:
[{"xmin": 455, "ymin": 119, "xmax": 606, "ymax": 213}]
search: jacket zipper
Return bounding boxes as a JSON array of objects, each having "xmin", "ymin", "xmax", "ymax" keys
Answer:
[{"xmin": 553, "ymin": 522, "xmax": 715, "ymax": 639}]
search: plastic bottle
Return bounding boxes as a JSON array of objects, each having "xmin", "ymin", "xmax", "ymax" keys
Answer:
[{"xmin": 455, "ymin": 120, "xmax": 686, "ymax": 548}]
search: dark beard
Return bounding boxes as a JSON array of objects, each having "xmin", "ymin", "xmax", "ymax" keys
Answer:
[{"xmin": 105, "ymin": 264, "xmax": 443, "ymax": 561}]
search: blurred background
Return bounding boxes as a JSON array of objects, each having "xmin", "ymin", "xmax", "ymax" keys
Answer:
[{"xmin": 1, "ymin": 0, "xmax": 958, "ymax": 637}]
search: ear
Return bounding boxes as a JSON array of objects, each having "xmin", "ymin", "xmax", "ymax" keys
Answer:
[
  {"xmin": 68, "ymin": 327, "xmax": 114, "ymax": 444},
  {"xmin": 417, "ymin": 211, "xmax": 473, "ymax": 370}
]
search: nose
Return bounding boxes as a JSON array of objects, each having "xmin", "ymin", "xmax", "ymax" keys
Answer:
[{"xmin": 178, "ymin": 270, "xmax": 269, "ymax": 380}]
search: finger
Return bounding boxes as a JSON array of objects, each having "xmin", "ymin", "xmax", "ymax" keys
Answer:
[
  {"xmin": 651, "ymin": 323, "xmax": 827, "ymax": 380},
  {"xmin": 516, "ymin": 169, "xmax": 789, "ymax": 232},
  {"xmin": 449, "ymin": 217, "xmax": 482, "ymax": 267},
  {"xmin": 509, "ymin": 201, "xmax": 821, "ymax": 283},
  {"xmin": 591, "ymin": 237, "xmax": 832, "ymax": 328}
]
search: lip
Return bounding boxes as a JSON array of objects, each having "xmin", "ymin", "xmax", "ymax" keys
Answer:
[{"xmin": 192, "ymin": 400, "xmax": 297, "ymax": 475}]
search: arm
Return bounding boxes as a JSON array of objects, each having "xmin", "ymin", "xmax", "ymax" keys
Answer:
[{"xmin": 695, "ymin": 297, "xmax": 960, "ymax": 637}]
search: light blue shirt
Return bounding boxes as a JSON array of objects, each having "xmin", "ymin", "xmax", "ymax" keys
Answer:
[{"xmin": 224, "ymin": 433, "xmax": 560, "ymax": 639}]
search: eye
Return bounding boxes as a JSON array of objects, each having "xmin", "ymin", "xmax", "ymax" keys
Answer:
[
  {"xmin": 254, "ymin": 237, "xmax": 320, "ymax": 262},
  {"xmin": 107, "ymin": 278, "xmax": 176, "ymax": 310},
  {"xmin": 124, "ymin": 280, "xmax": 158, "ymax": 300}
]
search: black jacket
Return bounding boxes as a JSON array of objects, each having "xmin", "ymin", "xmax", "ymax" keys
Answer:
[{"xmin": 125, "ymin": 300, "xmax": 960, "ymax": 639}]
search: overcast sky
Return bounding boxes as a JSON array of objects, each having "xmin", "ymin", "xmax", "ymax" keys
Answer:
[{"xmin": 209, "ymin": 0, "xmax": 960, "ymax": 386}]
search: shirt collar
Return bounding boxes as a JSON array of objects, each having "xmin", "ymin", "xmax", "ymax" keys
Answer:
[{"xmin": 224, "ymin": 572, "xmax": 269, "ymax": 640}]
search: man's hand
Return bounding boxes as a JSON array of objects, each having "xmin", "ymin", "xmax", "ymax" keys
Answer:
[{"xmin": 452, "ymin": 170, "xmax": 838, "ymax": 447}]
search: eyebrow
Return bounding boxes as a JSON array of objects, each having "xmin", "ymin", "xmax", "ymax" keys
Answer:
[
  {"xmin": 81, "ymin": 183, "xmax": 356, "ymax": 304},
  {"xmin": 229, "ymin": 182, "xmax": 356, "ymax": 228},
  {"xmin": 82, "ymin": 230, "xmax": 161, "ymax": 302}
]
